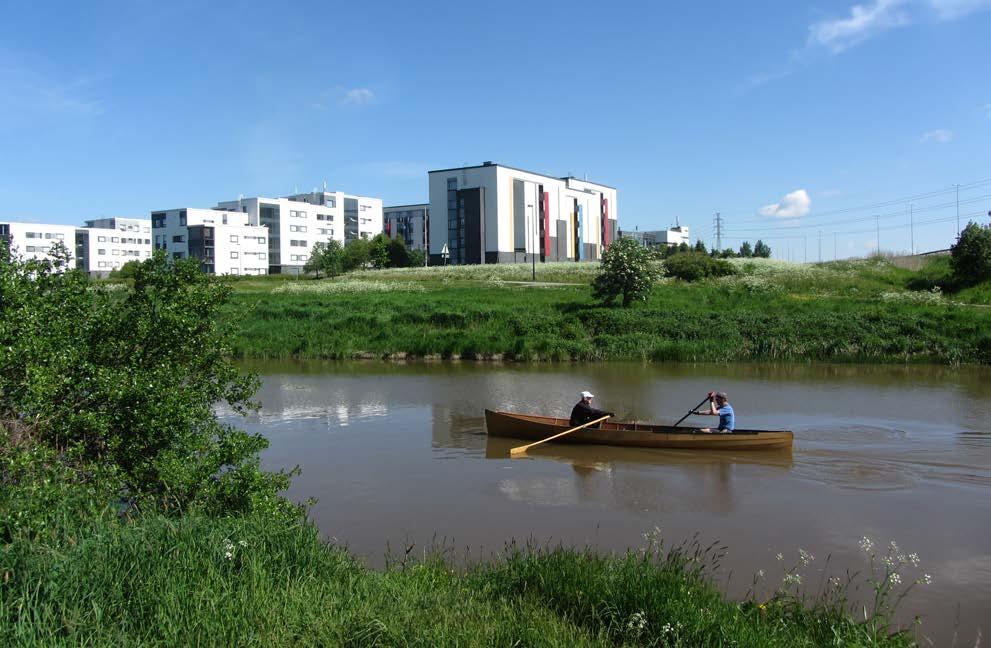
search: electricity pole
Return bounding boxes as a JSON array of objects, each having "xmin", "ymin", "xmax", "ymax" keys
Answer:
[
  {"xmin": 803, "ymin": 235, "xmax": 807, "ymax": 263},
  {"xmin": 713, "ymin": 212, "xmax": 723, "ymax": 252},
  {"xmin": 909, "ymin": 202, "xmax": 914, "ymax": 255},
  {"xmin": 955, "ymin": 184, "xmax": 960, "ymax": 238},
  {"xmin": 818, "ymin": 230, "xmax": 822, "ymax": 263},
  {"xmin": 833, "ymin": 233, "xmax": 837, "ymax": 261},
  {"xmin": 875, "ymin": 214, "xmax": 880, "ymax": 255}
]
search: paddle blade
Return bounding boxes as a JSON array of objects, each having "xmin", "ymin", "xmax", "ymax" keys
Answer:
[{"xmin": 509, "ymin": 446, "xmax": 528, "ymax": 456}]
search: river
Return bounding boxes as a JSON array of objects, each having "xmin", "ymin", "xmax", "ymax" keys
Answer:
[{"xmin": 224, "ymin": 360, "xmax": 991, "ymax": 644}]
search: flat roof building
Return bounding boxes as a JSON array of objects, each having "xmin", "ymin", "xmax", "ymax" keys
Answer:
[
  {"xmin": 217, "ymin": 191, "xmax": 383, "ymax": 274},
  {"xmin": 619, "ymin": 225, "xmax": 690, "ymax": 249},
  {"xmin": 383, "ymin": 204, "xmax": 429, "ymax": 252},
  {"xmin": 427, "ymin": 162, "xmax": 617, "ymax": 265},
  {"xmin": 151, "ymin": 208, "xmax": 269, "ymax": 276},
  {"xmin": 0, "ymin": 221, "xmax": 79, "ymax": 266},
  {"xmin": 76, "ymin": 217, "xmax": 152, "ymax": 276}
]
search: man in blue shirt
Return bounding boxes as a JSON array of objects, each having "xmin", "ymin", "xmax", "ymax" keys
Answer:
[{"xmin": 695, "ymin": 391, "xmax": 735, "ymax": 433}]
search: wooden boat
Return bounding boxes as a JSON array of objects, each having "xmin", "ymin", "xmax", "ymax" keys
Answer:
[{"xmin": 485, "ymin": 410, "xmax": 793, "ymax": 451}]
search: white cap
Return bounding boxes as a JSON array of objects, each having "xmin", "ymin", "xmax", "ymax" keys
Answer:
[{"xmin": 580, "ymin": 391, "xmax": 594, "ymax": 399}]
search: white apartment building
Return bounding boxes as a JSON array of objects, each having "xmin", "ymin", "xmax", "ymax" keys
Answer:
[
  {"xmin": 217, "ymin": 191, "xmax": 383, "ymax": 274},
  {"xmin": 619, "ymin": 225, "xmax": 691, "ymax": 249},
  {"xmin": 427, "ymin": 162, "xmax": 618, "ymax": 265},
  {"xmin": 76, "ymin": 217, "xmax": 153, "ymax": 276},
  {"xmin": 0, "ymin": 221, "xmax": 79, "ymax": 265},
  {"xmin": 150, "ymin": 208, "xmax": 269, "ymax": 275},
  {"xmin": 383, "ymin": 204, "xmax": 429, "ymax": 251}
]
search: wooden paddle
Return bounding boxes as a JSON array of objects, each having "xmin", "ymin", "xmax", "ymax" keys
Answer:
[
  {"xmin": 509, "ymin": 415, "xmax": 612, "ymax": 457},
  {"xmin": 673, "ymin": 396, "xmax": 713, "ymax": 427}
]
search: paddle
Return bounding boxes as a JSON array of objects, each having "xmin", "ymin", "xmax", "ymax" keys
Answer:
[
  {"xmin": 673, "ymin": 396, "xmax": 713, "ymax": 427},
  {"xmin": 509, "ymin": 414, "xmax": 612, "ymax": 457}
]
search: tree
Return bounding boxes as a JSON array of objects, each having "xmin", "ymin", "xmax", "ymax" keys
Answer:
[
  {"xmin": 677, "ymin": 242, "xmax": 690, "ymax": 254},
  {"xmin": 387, "ymin": 236, "xmax": 411, "ymax": 268},
  {"xmin": 739, "ymin": 241, "xmax": 753, "ymax": 258},
  {"xmin": 109, "ymin": 260, "xmax": 142, "ymax": 280},
  {"xmin": 0, "ymin": 247, "xmax": 294, "ymax": 519},
  {"xmin": 754, "ymin": 240, "xmax": 772, "ymax": 258},
  {"xmin": 408, "ymin": 249, "xmax": 427, "ymax": 268},
  {"xmin": 720, "ymin": 248, "xmax": 737, "ymax": 258},
  {"xmin": 664, "ymin": 252, "xmax": 737, "ymax": 282},
  {"xmin": 305, "ymin": 240, "xmax": 344, "ymax": 278},
  {"xmin": 304, "ymin": 242, "xmax": 328, "ymax": 278},
  {"xmin": 368, "ymin": 234, "xmax": 390, "ymax": 269},
  {"xmin": 950, "ymin": 221, "xmax": 991, "ymax": 284},
  {"xmin": 592, "ymin": 237, "xmax": 661, "ymax": 307},
  {"xmin": 342, "ymin": 238, "xmax": 371, "ymax": 272},
  {"xmin": 693, "ymin": 240, "xmax": 707, "ymax": 254}
]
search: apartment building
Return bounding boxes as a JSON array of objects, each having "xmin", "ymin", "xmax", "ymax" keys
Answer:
[
  {"xmin": 216, "ymin": 192, "xmax": 383, "ymax": 274},
  {"xmin": 383, "ymin": 204, "xmax": 429, "ymax": 251},
  {"xmin": 76, "ymin": 217, "xmax": 153, "ymax": 276},
  {"xmin": 427, "ymin": 162, "xmax": 618, "ymax": 265},
  {"xmin": 150, "ymin": 208, "xmax": 269, "ymax": 275},
  {"xmin": 0, "ymin": 221, "xmax": 79, "ymax": 265},
  {"xmin": 619, "ymin": 225, "xmax": 690, "ymax": 249}
]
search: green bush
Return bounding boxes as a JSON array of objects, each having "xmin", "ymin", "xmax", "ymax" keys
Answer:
[
  {"xmin": 592, "ymin": 238, "xmax": 661, "ymax": 307},
  {"xmin": 664, "ymin": 252, "xmax": 737, "ymax": 281},
  {"xmin": 950, "ymin": 221, "xmax": 991, "ymax": 285}
]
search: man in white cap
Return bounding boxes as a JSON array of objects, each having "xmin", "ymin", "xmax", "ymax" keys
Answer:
[
  {"xmin": 694, "ymin": 391, "xmax": 735, "ymax": 433},
  {"xmin": 569, "ymin": 391, "xmax": 613, "ymax": 427}
]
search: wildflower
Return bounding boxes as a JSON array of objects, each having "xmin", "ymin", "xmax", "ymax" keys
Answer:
[
  {"xmin": 222, "ymin": 538, "xmax": 235, "ymax": 561},
  {"xmin": 799, "ymin": 548, "xmax": 814, "ymax": 566},
  {"xmin": 882, "ymin": 556, "xmax": 896, "ymax": 568},
  {"xmin": 757, "ymin": 569, "xmax": 765, "ymax": 579},
  {"xmin": 889, "ymin": 540, "xmax": 900, "ymax": 553},
  {"xmin": 908, "ymin": 553, "xmax": 920, "ymax": 567},
  {"xmin": 626, "ymin": 611, "xmax": 647, "ymax": 632},
  {"xmin": 238, "ymin": 540, "xmax": 248, "ymax": 548},
  {"xmin": 776, "ymin": 553, "xmax": 783, "ymax": 561},
  {"xmin": 859, "ymin": 536, "xmax": 874, "ymax": 553},
  {"xmin": 783, "ymin": 573, "xmax": 802, "ymax": 586},
  {"xmin": 918, "ymin": 574, "xmax": 932, "ymax": 585},
  {"xmin": 662, "ymin": 622, "xmax": 673, "ymax": 634},
  {"xmin": 828, "ymin": 576, "xmax": 842, "ymax": 588},
  {"xmin": 888, "ymin": 573, "xmax": 901, "ymax": 585}
]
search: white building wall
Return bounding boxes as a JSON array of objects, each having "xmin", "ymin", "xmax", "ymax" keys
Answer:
[
  {"xmin": 79, "ymin": 218, "xmax": 152, "ymax": 275},
  {"xmin": 0, "ymin": 222, "xmax": 78, "ymax": 265},
  {"xmin": 151, "ymin": 208, "xmax": 268, "ymax": 275}
]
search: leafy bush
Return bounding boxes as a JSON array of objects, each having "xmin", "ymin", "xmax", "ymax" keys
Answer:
[
  {"xmin": 592, "ymin": 238, "xmax": 661, "ymax": 307},
  {"xmin": 664, "ymin": 252, "xmax": 737, "ymax": 281},
  {"xmin": 950, "ymin": 221, "xmax": 991, "ymax": 285},
  {"xmin": 0, "ymin": 245, "xmax": 295, "ymax": 523}
]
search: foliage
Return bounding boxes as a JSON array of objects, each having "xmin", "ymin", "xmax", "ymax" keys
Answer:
[
  {"xmin": 386, "ymin": 236, "xmax": 411, "ymax": 268},
  {"xmin": 664, "ymin": 252, "xmax": 737, "ymax": 281},
  {"xmin": 694, "ymin": 240, "xmax": 707, "ymax": 253},
  {"xmin": 739, "ymin": 241, "xmax": 753, "ymax": 257},
  {"xmin": 304, "ymin": 240, "xmax": 344, "ymax": 278},
  {"xmin": 342, "ymin": 238, "xmax": 371, "ymax": 272},
  {"xmin": 754, "ymin": 239, "xmax": 772, "ymax": 258},
  {"xmin": 408, "ymin": 249, "xmax": 427, "ymax": 268},
  {"xmin": 0, "ymin": 246, "xmax": 295, "ymax": 522},
  {"xmin": 368, "ymin": 234, "xmax": 391, "ymax": 269},
  {"xmin": 108, "ymin": 259, "xmax": 141, "ymax": 280},
  {"xmin": 591, "ymin": 238, "xmax": 661, "ymax": 307},
  {"xmin": 950, "ymin": 221, "xmax": 991, "ymax": 284}
]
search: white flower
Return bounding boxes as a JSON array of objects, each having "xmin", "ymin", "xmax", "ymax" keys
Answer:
[
  {"xmin": 918, "ymin": 574, "xmax": 932, "ymax": 585},
  {"xmin": 908, "ymin": 553, "xmax": 920, "ymax": 567},
  {"xmin": 627, "ymin": 611, "xmax": 647, "ymax": 632},
  {"xmin": 238, "ymin": 540, "xmax": 248, "ymax": 548},
  {"xmin": 757, "ymin": 569, "xmax": 765, "ymax": 579},
  {"xmin": 776, "ymin": 553, "xmax": 783, "ymax": 561},
  {"xmin": 859, "ymin": 536, "xmax": 874, "ymax": 553},
  {"xmin": 662, "ymin": 623, "xmax": 673, "ymax": 634},
  {"xmin": 799, "ymin": 548, "xmax": 814, "ymax": 566},
  {"xmin": 888, "ymin": 573, "xmax": 901, "ymax": 585},
  {"xmin": 828, "ymin": 576, "xmax": 842, "ymax": 588},
  {"xmin": 783, "ymin": 573, "xmax": 802, "ymax": 585},
  {"xmin": 882, "ymin": 556, "xmax": 896, "ymax": 568}
]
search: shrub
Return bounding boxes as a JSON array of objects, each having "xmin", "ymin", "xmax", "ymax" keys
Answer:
[
  {"xmin": 592, "ymin": 238, "xmax": 661, "ymax": 307},
  {"xmin": 664, "ymin": 252, "xmax": 737, "ymax": 281},
  {"xmin": 950, "ymin": 221, "xmax": 991, "ymax": 285}
]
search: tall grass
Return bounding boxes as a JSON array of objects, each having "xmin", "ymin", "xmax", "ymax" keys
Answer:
[{"xmin": 0, "ymin": 510, "xmax": 916, "ymax": 647}]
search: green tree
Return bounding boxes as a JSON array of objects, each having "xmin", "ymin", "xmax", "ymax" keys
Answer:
[
  {"xmin": 720, "ymin": 248, "xmax": 737, "ymax": 259},
  {"xmin": 693, "ymin": 240, "xmax": 707, "ymax": 254},
  {"xmin": 754, "ymin": 240, "xmax": 772, "ymax": 258},
  {"xmin": 305, "ymin": 240, "xmax": 344, "ymax": 278},
  {"xmin": 592, "ymin": 237, "xmax": 660, "ymax": 307},
  {"xmin": 387, "ymin": 236, "xmax": 411, "ymax": 268},
  {"xmin": 408, "ymin": 249, "xmax": 427, "ymax": 267},
  {"xmin": 368, "ymin": 234, "xmax": 390, "ymax": 269},
  {"xmin": 109, "ymin": 259, "xmax": 142, "ymax": 280},
  {"xmin": 664, "ymin": 252, "xmax": 737, "ymax": 282},
  {"xmin": 304, "ymin": 242, "xmax": 328, "ymax": 278},
  {"xmin": 0, "ymin": 246, "xmax": 294, "ymax": 519},
  {"xmin": 739, "ymin": 241, "xmax": 753, "ymax": 257},
  {"xmin": 950, "ymin": 221, "xmax": 991, "ymax": 284},
  {"xmin": 342, "ymin": 238, "xmax": 371, "ymax": 272}
]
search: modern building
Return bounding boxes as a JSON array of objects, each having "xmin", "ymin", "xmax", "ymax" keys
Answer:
[
  {"xmin": 216, "ymin": 191, "xmax": 383, "ymax": 274},
  {"xmin": 619, "ymin": 225, "xmax": 690, "ymax": 249},
  {"xmin": 427, "ymin": 162, "xmax": 618, "ymax": 265},
  {"xmin": 150, "ymin": 208, "xmax": 269, "ymax": 275},
  {"xmin": 76, "ymin": 217, "xmax": 153, "ymax": 276},
  {"xmin": 383, "ymin": 204, "xmax": 429, "ymax": 251},
  {"xmin": 0, "ymin": 221, "xmax": 79, "ymax": 265}
]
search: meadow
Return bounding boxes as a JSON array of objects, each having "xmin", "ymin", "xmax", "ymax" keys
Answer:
[{"xmin": 225, "ymin": 256, "xmax": 991, "ymax": 364}]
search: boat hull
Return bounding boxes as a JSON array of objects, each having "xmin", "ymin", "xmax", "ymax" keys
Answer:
[{"xmin": 485, "ymin": 410, "xmax": 793, "ymax": 451}]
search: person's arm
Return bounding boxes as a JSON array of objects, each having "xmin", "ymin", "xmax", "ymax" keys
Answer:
[{"xmin": 695, "ymin": 392, "xmax": 718, "ymax": 415}]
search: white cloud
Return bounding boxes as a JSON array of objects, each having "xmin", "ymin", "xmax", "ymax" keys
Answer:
[
  {"xmin": 920, "ymin": 128, "xmax": 953, "ymax": 143},
  {"xmin": 340, "ymin": 88, "xmax": 375, "ymax": 105},
  {"xmin": 928, "ymin": 0, "xmax": 991, "ymax": 19},
  {"xmin": 808, "ymin": 0, "xmax": 911, "ymax": 53},
  {"xmin": 759, "ymin": 189, "xmax": 812, "ymax": 218}
]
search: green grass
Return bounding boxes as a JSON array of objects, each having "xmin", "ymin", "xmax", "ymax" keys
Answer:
[
  {"xmin": 0, "ymin": 510, "xmax": 916, "ymax": 647},
  {"xmin": 224, "ymin": 258, "xmax": 991, "ymax": 364}
]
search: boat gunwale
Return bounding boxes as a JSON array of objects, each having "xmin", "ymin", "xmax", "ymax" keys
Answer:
[{"xmin": 485, "ymin": 409, "xmax": 791, "ymax": 438}]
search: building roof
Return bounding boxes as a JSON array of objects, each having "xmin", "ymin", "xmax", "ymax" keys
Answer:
[{"xmin": 428, "ymin": 162, "xmax": 616, "ymax": 190}]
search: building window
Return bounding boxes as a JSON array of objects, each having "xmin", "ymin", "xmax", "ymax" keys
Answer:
[
  {"xmin": 98, "ymin": 236, "xmax": 107, "ymax": 242},
  {"xmin": 172, "ymin": 235, "xmax": 185, "ymax": 243},
  {"xmin": 179, "ymin": 211, "xmax": 187, "ymax": 226},
  {"xmin": 98, "ymin": 249, "xmax": 106, "ymax": 255},
  {"xmin": 230, "ymin": 235, "xmax": 238, "ymax": 243},
  {"xmin": 26, "ymin": 246, "xmax": 36, "ymax": 252},
  {"xmin": 111, "ymin": 237, "xmax": 119, "ymax": 243},
  {"xmin": 290, "ymin": 240, "xmax": 307, "ymax": 247},
  {"xmin": 230, "ymin": 251, "xmax": 239, "ymax": 259},
  {"xmin": 112, "ymin": 250, "xmax": 120, "ymax": 256}
]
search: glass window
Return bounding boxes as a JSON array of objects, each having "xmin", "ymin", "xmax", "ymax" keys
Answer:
[
  {"xmin": 26, "ymin": 246, "xmax": 36, "ymax": 252},
  {"xmin": 230, "ymin": 235, "xmax": 238, "ymax": 243},
  {"xmin": 98, "ymin": 249, "xmax": 106, "ymax": 255},
  {"xmin": 98, "ymin": 236, "xmax": 107, "ymax": 242},
  {"xmin": 231, "ymin": 251, "xmax": 239, "ymax": 259}
]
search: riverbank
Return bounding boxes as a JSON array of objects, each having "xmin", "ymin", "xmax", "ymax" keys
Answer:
[
  {"xmin": 225, "ymin": 257, "xmax": 991, "ymax": 364},
  {"xmin": 2, "ymin": 509, "xmax": 917, "ymax": 647}
]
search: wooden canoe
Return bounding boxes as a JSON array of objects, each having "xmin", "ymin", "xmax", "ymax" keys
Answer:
[{"xmin": 485, "ymin": 409, "xmax": 793, "ymax": 451}]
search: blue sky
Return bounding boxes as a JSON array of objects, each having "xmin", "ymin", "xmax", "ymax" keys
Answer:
[{"xmin": 1, "ymin": 0, "xmax": 989, "ymax": 258}]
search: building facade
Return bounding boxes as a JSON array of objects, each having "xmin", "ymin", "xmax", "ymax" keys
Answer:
[
  {"xmin": 383, "ymin": 204, "xmax": 429, "ymax": 251},
  {"xmin": 619, "ymin": 225, "xmax": 690, "ymax": 249},
  {"xmin": 76, "ymin": 217, "xmax": 153, "ymax": 276},
  {"xmin": 427, "ymin": 162, "xmax": 618, "ymax": 265},
  {"xmin": 151, "ymin": 208, "xmax": 269, "ymax": 275},
  {"xmin": 216, "ymin": 192, "xmax": 383, "ymax": 274},
  {"xmin": 0, "ymin": 221, "xmax": 79, "ymax": 265}
]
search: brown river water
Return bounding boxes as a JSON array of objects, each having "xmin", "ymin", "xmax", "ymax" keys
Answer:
[{"xmin": 224, "ymin": 361, "xmax": 991, "ymax": 644}]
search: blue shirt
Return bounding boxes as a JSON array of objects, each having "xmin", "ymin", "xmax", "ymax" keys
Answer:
[{"xmin": 718, "ymin": 404, "xmax": 735, "ymax": 431}]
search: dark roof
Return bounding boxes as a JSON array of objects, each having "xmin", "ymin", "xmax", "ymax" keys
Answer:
[
  {"xmin": 383, "ymin": 203, "xmax": 429, "ymax": 210},
  {"xmin": 427, "ymin": 162, "xmax": 616, "ymax": 190}
]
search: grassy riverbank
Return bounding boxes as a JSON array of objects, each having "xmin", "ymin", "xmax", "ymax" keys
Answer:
[
  {"xmin": 226, "ymin": 257, "xmax": 991, "ymax": 364},
  {"xmin": 2, "ymin": 509, "xmax": 916, "ymax": 647}
]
